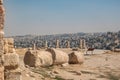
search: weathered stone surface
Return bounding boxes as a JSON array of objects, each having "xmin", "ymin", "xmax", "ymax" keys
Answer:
[
  {"xmin": 4, "ymin": 53, "xmax": 19, "ymax": 70},
  {"xmin": 0, "ymin": 31, "xmax": 4, "ymax": 39},
  {"xmin": 69, "ymin": 51, "xmax": 84, "ymax": 64},
  {"xmin": 0, "ymin": 0, "xmax": 4, "ymax": 79},
  {"xmin": 0, "ymin": 40, "xmax": 4, "ymax": 55},
  {"xmin": 3, "ymin": 38, "xmax": 14, "ymax": 53},
  {"xmin": 0, "ymin": 5, "xmax": 5, "ymax": 26},
  {"xmin": 24, "ymin": 50, "xmax": 53, "ymax": 67},
  {"xmin": 0, "ymin": 66, "xmax": 4, "ymax": 80},
  {"xmin": 47, "ymin": 48, "xmax": 69, "ymax": 65},
  {"xmin": 0, "ymin": 24, "xmax": 4, "ymax": 30},
  {"xmin": 5, "ymin": 71, "xmax": 22, "ymax": 80},
  {"xmin": 3, "ymin": 39, "xmax": 8, "ymax": 54},
  {"xmin": 61, "ymin": 63, "xmax": 69, "ymax": 67},
  {"xmin": 0, "ymin": 55, "xmax": 4, "ymax": 66},
  {"xmin": 0, "ymin": 5, "xmax": 5, "ymax": 14},
  {"xmin": 0, "ymin": 0, "xmax": 3, "ymax": 4}
]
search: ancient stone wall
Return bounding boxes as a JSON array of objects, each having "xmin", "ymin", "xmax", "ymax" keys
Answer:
[
  {"xmin": 3, "ymin": 38, "xmax": 21, "ymax": 80},
  {"xmin": 3, "ymin": 38, "xmax": 14, "ymax": 54},
  {"xmin": 0, "ymin": 0, "xmax": 4, "ymax": 80},
  {"xmin": 0, "ymin": 0, "xmax": 21, "ymax": 78}
]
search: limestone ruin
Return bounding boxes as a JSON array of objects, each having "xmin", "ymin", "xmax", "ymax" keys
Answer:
[
  {"xmin": 3, "ymin": 38, "xmax": 14, "ymax": 54},
  {"xmin": 24, "ymin": 50, "xmax": 53, "ymax": 67},
  {"xmin": 24, "ymin": 48, "xmax": 69, "ymax": 67},
  {"xmin": 69, "ymin": 51, "xmax": 84, "ymax": 64},
  {"xmin": 0, "ymin": 0, "xmax": 4, "ymax": 79},
  {"xmin": 47, "ymin": 48, "xmax": 69, "ymax": 65},
  {"xmin": 3, "ymin": 38, "xmax": 21, "ymax": 80},
  {"xmin": 0, "ymin": 1, "xmax": 85, "ymax": 79}
]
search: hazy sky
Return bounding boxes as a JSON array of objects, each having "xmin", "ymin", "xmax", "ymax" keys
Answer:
[{"xmin": 4, "ymin": 0, "xmax": 120, "ymax": 36}]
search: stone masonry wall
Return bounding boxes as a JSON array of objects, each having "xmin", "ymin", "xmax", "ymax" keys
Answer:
[{"xmin": 0, "ymin": 0, "xmax": 4, "ymax": 80}]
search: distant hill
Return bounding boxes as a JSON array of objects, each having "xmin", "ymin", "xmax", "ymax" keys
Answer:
[{"xmin": 7, "ymin": 31, "xmax": 120, "ymax": 50}]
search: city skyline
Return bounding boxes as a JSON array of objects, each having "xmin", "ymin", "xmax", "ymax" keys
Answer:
[{"xmin": 4, "ymin": 0, "xmax": 120, "ymax": 36}]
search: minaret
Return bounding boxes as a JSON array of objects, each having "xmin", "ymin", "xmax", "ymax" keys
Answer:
[{"xmin": 0, "ymin": 0, "xmax": 4, "ymax": 80}]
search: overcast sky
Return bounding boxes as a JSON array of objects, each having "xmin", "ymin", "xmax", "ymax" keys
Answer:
[{"xmin": 4, "ymin": 0, "xmax": 120, "ymax": 36}]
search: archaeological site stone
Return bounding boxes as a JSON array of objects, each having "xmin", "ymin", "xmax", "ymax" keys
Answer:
[
  {"xmin": 5, "ymin": 71, "xmax": 22, "ymax": 80},
  {"xmin": 69, "ymin": 51, "xmax": 84, "ymax": 64},
  {"xmin": 24, "ymin": 50, "xmax": 53, "ymax": 67},
  {"xmin": 47, "ymin": 48, "xmax": 69, "ymax": 65},
  {"xmin": 4, "ymin": 53, "xmax": 19, "ymax": 70},
  {"xmin": 3, "ymin": 38, "xmax": 14, "ymax": 54},
  {"xmin": 0, "ymin": 0, "xmax": 4, "ymax": 79}
]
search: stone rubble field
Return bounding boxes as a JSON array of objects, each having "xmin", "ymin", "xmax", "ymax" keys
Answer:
[{"xmin": 16, "ymin": 48, "xmax": 120, "ymax": 80}]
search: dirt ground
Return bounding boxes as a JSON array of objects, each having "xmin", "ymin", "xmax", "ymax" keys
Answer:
[{"xmin": 16, "ymin": 48, "xmax": 120, "ymax": 80}]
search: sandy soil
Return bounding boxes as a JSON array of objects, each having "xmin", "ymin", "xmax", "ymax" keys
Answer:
[{"xmin": 16, "ymin": 48, "xmax": 120, "ymax": 80}]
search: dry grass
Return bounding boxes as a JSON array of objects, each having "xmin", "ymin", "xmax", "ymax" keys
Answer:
[{"xmin": 15, "ymin": 48, "xmax": 28, "ymax": 55}]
